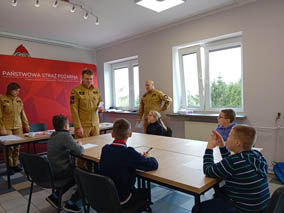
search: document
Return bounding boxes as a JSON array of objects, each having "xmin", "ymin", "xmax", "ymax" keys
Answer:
[
  {"xmin": 82, "ymin": 143, "xmax": 98, "ymax": 149},
  {"xmin": 0, "ymin": 135, "xmax": 24, "ymax": 142}
]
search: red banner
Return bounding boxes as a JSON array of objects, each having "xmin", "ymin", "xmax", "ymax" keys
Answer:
[{"xmin": 0, "ymin": 55, "xmax": 97, "ymax": 129}]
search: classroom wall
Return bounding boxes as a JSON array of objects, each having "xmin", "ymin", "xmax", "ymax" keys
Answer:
[
  {"xmin": 95, "ymin": 0, "xmax": 284, "ymax": 166},
  {"xmin": 0, "ymin": 37, "xmax": 96, "ymax": 64}
]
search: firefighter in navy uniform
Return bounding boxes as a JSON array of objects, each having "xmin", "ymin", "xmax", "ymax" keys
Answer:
[
  {"xmin": 138, "ymin": 80, "xmax": 172, "ymax": 132},
  {"xmin": 0, "ymin": 83, "xmax": 30, "ymax": 175}
]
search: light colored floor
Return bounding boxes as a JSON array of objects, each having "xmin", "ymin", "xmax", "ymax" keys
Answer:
[{"xmin": 0, "ymin": 164, "xmax": 282, "ymax": 213}]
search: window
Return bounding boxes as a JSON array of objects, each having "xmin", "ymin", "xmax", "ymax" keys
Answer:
[
  {"xmin": 106, "ymin": 58, "xmax": 139, "ymax": 110},
  {"xmin": 175, "ymin": 35, "xmax": 243, "ymax": 112}
]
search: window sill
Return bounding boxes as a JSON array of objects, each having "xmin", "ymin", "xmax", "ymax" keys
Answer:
[
  {"xmin": 103, "ymin": 110, "xmax": 138, "ymax": 115},
  {"xmin": 167, "ymin": 113, "xmax": 246, "ymax": 123}
]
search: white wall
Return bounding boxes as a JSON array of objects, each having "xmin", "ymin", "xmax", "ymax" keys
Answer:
[
  {"xmin": 0, "ymin": 37, "xmax": 96, "ymax": 64},
  {"xmin": 96, "ymin": 0, "xmax": 284, "ymax": 165}
]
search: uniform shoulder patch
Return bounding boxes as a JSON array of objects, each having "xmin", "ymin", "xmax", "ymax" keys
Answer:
[
  {"xmin": 152, "ymin": 94, "xmax": 157, "ymax": 97},
  {"xmin": 79, "ymin": 91, "xmax": 85, "ymax": 95},
  {"xmin": 17, "ymin": 100, "xmax": 22, "ymax": 103},
  {"xmin": 93, "ymin": 91, "xmax": 98, "ymax": 94}
]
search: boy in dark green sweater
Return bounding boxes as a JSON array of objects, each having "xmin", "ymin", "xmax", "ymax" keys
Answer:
[{"xmin": 193, "ymin": 125, "xmax": 270, "ymax": 213}]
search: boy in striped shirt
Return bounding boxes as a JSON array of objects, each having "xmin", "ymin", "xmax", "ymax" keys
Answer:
[{"xmin": 194, "ymin": 125, "xmax": 270, "ymax": 213}]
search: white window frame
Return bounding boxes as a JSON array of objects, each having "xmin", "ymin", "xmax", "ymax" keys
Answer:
[
  {"xmin": 178, "ymin": 45, "xmax": 203, "ymax": 110},
  {"xmin": 177, "ymin": 36, "xmax": 243, "ymax": 113},
  {"xmin": 111, "ymin": 59, "xmax": 139, "ymax": 111}
]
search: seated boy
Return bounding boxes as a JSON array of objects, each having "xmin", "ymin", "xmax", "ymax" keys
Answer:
[
  {"xmin": 193, "ymin": 125, "xmax": 270, "ymax": 213},
  {"xmin": 100, "ymin": 118, "xmax": 158, "ymax": 209},
  {"xmin": 216, "ymin": 109, "xmax": 237, "ymax": 141},
  {"xmin": 47, "ymin": 115, "xmax": 85, "ymax": 213}
]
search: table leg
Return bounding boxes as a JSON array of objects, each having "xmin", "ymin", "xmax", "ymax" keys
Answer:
[
  {"xmin": 146, "ymin": 180, "xmax": 152, "ymax": 204},
  {"xmin": 194, "ymin": 194, "xmax": 201, "ymax": 212},
  {"xmin": 5, "ymin": 146, "xmax": 11, "ymax": 189}
]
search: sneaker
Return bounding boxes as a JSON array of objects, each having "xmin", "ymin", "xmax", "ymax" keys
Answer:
[
  {"xmin": 46, "ymin": 194, "xmax": 59, "ymax": 209},
  {"xmin": 63, "ymin": 202, "xmax": 82, "ymax": 213},
  {"xmin": 12, "ymin": 166, "xmax": 23, "ymax": 173}
]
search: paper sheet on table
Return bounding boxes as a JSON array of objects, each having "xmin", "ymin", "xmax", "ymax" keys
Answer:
[
  {"xmin": 0, "ymin": 135, "xmax": 24, "ymax": 142},
  {"xmin": 82, "ymin": 144, "xmax": 98, "ymax": 149}
]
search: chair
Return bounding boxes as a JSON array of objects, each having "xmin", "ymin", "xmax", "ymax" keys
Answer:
[
  {"xmin": 30, "ymin": 123, "xmax": 47, "ymax": 132},
  {"xmin": 74, "ymin": 168, "xmax": 151, "ymax": 213},
  {"xmin": 266, "ymin": 186, "xmax": 284, "ymax": 213},
  {"xmin": 29, "ymin": 123, "xmax": 47, "ymax": 153},
  {"xmin": 20, "ymin": 152, "xmax": 74, "ymax": 213}
]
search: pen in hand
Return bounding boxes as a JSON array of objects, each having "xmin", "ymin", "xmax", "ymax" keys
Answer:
[{"xmin": 146, "ymin": 147, "xmax": 153, "ymax": 153}]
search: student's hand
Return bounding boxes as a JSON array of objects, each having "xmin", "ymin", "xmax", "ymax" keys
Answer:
[
  {"xmin": 212, "ymin": 130, "xmax": 225, "ymax": 148},
  {"xmin": 137, "ymin": 117, "xmax": 141, "ymax": 122},
  {"xmin": 207, "ymin": 131, "xmax": 219, "ymax": 149},
  {"xmin": 77, "ymin": 140, "xmax": 83, "ymax": 145},
  {"xmin": 143, "ymin": 152, "xmax": 151, "ymax": 158},
  {"xmin": 75, "ymin": 128, "xmax": 84, "ymax": 138},
  {"xmin": 0, "ymin": 129, "xmax": 7, "ymax": 136}
]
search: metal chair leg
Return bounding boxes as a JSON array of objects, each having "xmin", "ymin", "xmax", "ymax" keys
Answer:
[{"xmin": 27, "ymin": 182, "xmax": 34, "ymax": 213}]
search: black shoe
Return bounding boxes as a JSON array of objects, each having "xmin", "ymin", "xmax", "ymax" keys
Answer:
[
  {"xmin": 13, "ymin": 166, "xmax": 23, "ymax": 173},
  {"xmin": 63, "ymin": 202, "xmax": 82, "ymax": 213},
  {"xmin": 46, "ymin": 194, "xmax": 59, "ymax": 209},
  {"xmin": 7, "ymin": 168, "xmax": 14, "ymax": 176}
]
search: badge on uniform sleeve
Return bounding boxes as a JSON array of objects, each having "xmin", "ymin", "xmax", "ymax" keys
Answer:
[
  {"xmin": 17, "ymin": 100, "xmax": 21, "ymax": 103},
  {"xmin": 152, "ymin": 94, "xmax": 156, "ymax": 97},
  {"xmin": 164, "ymin": 95, "xmax": 168, "ymax": 99},
  {"xmin": 93, "ymin": 91, "xmax": 98, "ymax": 94},
  {"xmin": 79, "ymin": 91, "xmax": 85, "ymax": 95},
  {"xmin": 70, "ymin": 96, "xmax": 75, "ymax": 104}
]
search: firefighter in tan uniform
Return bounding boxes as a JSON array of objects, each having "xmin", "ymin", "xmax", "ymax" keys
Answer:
[
  {"xmin": 0, "ymin": 83, "xmax": 30, "ymax": 175},
  {"xmin": 138, "ymin": 80, "xmax": 172, "ymax": 132},
  {"xmin": 70, "ymin": 69, "xmax": 103, "ymax": 138}
]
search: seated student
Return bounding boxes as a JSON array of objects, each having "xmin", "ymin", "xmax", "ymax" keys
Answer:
[
  {"xmin": 47, "ymin": 115, "xmax": 85, "ymax": 213},
  {"xmin": 146, "ymin": 110, "xmax": 173, "ymax": 137},
  {"xmin": 216, "ymin": 109, "xmax": 237, "ymax": 141},
  {"xmin": 100, "ymin": 118, "xmax": 158, "ymax": 209},
  {"xmin": 146, "ymin": 110, "xmax": 165, "ymax": 136},
  {"xmin": 193, "ymin": 125, "xmax": 270, "ymax": 213}
]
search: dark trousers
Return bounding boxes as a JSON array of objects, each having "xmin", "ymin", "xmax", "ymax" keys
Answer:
[
  {"xmin": 192, "ymin": 188, "xmax": 240, "ymax": 213},
  {"xmin": 192, "ymin": 188, "xmax": 267, "ymax": 213},
  {"xmin": 121, "ymin": 188, "xmax": 149, "ymax": 209},
  {"xmin": 54, "ymin": 167, "xmax": 80, "ymax": 203}
]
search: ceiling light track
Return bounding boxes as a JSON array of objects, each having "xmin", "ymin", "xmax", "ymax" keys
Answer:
[{"xmin": 9, "ymin": 0, "xmax": 100, "ymax": 25}]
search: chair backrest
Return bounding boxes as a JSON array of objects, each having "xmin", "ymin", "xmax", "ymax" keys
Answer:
[
  {"xmin": 20, "ymin": 152, "xmax": 55, "ymax": 189},
  {"xmin": 30, "ymin": 123, "xmax": 47, "ymax": 132},
  {"xmin": 74, "ymin": 168, "xmax": 122, "ymax": 213},
  {"xmin": 163, "ymin": 127, "xmax": 172, "ymax": 137},
  {"xmin": 267, "ymin": 186, "xmax": 284, "ymax": 213}
]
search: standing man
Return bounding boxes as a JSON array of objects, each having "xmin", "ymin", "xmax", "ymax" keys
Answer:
[
  {"xmin": 138, "ymin": 80, "xmax": 172, "ymax": 132},
  {"xmin": 0, "ymin": 82, "xmax": 30, "ymax": 175},
  {"xmin": 70, "ymin": 69, "xmax": 103, "ymax": 139}
]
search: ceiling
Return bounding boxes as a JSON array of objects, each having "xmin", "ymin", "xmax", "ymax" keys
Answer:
[{"xmin": 0, "ymin": 0, "xmax": 250, "ymax": 49}]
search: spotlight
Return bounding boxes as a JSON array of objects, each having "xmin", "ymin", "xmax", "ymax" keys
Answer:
[
  {"xmin": 83, "ymin": 11, "xmax": 88, "ymax": 20},
  {"xmin": 11, "ymin": 0, "xmax": 17, "ymax": 7},
  {"xmin": 52, "ymin": 0, "xmax": 58, "ymax": 8},
  {"xmin": 35, "ymin": 0, "xmax": 40, "ymax": 7},
  {"xmin": 70, "ymin": 4, "xmax": 76, "ymax": 13},
  {"xmin": 95, "ymin": 17, "xmax": 99, "ymax": 25}
]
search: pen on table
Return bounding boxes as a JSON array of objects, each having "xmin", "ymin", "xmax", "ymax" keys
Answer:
[{"xmin": 146, "ymin": 147, "xmax": 153, "ymax": 153}]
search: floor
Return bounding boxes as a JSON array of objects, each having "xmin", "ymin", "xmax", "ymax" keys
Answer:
[{"xmin": 0, "ymin": 163, "xmax": 283, "ymax": 213}]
